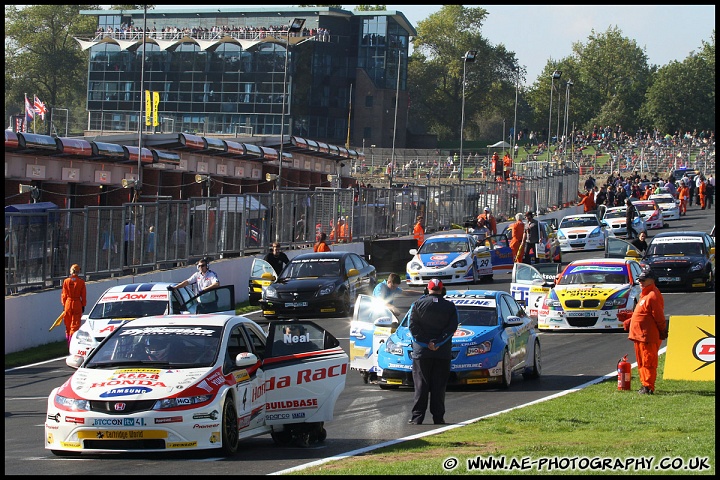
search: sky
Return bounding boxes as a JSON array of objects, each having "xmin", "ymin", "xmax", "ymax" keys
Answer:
[{"xmin": 169, "ymin": 5, "xmax": 715, "ymax": 85}]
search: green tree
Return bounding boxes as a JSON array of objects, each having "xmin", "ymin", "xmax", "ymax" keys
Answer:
[
  {"xmin": 5, "ymin": 5, "xmax": 99, "ymax": 134},
  {"xmin": 639, "ymin": 31, "xmax": 715, "ymax": 133},
  {"xmin": 526, "ymin": 26, "xmax": 653, "ymax": 139},
  {"xmin": 408, "ymin": 5, "xmax": 518, "ymax": 142}
]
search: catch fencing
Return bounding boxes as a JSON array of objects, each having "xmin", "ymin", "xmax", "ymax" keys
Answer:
[{"xmin": 5, "ymin": 163, "xmax": 578, "ymax": 295}]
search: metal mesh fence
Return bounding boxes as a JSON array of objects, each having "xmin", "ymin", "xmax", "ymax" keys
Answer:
[{"xmin": 5, "ymin": 167, "xmax": 580, "ymax": 295}]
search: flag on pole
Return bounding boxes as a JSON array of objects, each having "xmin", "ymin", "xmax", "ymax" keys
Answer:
[
  {"xmin": 34, "ymin": 95, "xmax": 47, "ymax": 120},
  {"xmin": 24, "ymin": 94, "xmax": 34, "ymax": 131}
]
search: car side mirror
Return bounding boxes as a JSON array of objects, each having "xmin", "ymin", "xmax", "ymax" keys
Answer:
[
  {"xmin": 66, "ymin": 354, "xmax": 84, "ymax": 369},
  {"xmin": 235, "ymin": 352, "xmax": 258, "ymax": 367},
  {"xmin": 347, "ymin": 268, "xmax": 360, "ymax": 278},
  {"xmin": 504, "ymin": 315, "xmax": 524, "ymax": 327},
  {"xmin": 374, "ymin": 316, "xmax": 398, "ymax": 329},
  {"xmin": 261, "ymin": 272, "xmax": 276, "ymax": 281},
  {"xmin": 409, "ymin": 248, "xmax": 418, "ymax": 255}
]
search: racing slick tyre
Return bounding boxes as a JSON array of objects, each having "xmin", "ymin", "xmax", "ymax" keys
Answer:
[
  {"xmin": 51, "ymin": 450, "xmax": 82, "ymax": 457},
  {"xmin": 220, "ymin": 397, "xmax": 240, "ymax": 456},
  {"xmin": 317, "ymin": 425, "xmax": 328, "ymax": 442},
  {"xmin": 500, "ymin": 349, "xmax": 512, "ymax": 389},
  {"xmin": 271, "ymin": 428, "xmax": 293, "ymax": 446},
  {"xmin": 523, "ymin": 339, "xmax": 542, "ymax": 379}
]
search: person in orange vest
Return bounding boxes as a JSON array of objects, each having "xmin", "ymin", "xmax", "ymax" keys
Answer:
[
  {"xmin": 337, "ymin": 217, "xmax": 352, "ymax": 243},
  {"xmin": 61, "ymin": 264, "xmax": 87, "ymax": 349},
  {"xmin": 502, "ymin": 153, "xmax": 512, "ymax": 179},
  {"xmin": 509, "ymin": 213, "xmax": 525, "ymax": 263},
  {"xmin": 314, "ymin": 232, "xmax": 331, "ymax": 252},
  {"xmin": 491, "ymin": 152, "xmax": 500, "ymax": 178},
  {"xmin": 677, "ymin": 182, "xmax": 689, "ymax": 215},
  {"xmin": 641, "ymin": 184, "xmax": 653, "ymax": 200},
  {"xmin": 476, "ymin": 206, "xmax": 497, "ymax": 235},
  {"xmin": 328, "ymin": 219, "xmax": 336, "ymax": 242},
  {"xmin": 698, "ymin": 176, "xmax": 707, "ymax": 209},
  {"xmin": 619, "ymin": 268, "xmax": 667, "ymax": 394},
  {"xmin": 413, "ymin": 215, "xmax": 425, "ymax": 247},
  {"xmin": 577, "ymin": 189, "xmax": 596, "ymax": 214}
]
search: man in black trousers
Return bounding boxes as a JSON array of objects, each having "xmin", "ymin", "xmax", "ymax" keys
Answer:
[{"xmin": 408, "ymin": 279, "xmax": 459, "ymax": 425}]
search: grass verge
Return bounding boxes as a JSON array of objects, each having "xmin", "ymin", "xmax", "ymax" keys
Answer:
[
  {"xmin": 294, "ymin": 355, "xmax": 715, "ymax": 475},
  {"xmin": 4, "ymin": 302, "xmax": 260, "ymax": 369}
]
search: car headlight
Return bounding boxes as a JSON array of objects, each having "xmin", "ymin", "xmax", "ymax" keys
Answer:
[
  {"xmin": 409, "ymin": 261, "xmax": 422, "ymax": 270},
  {"xmin": 543, "ymin": 297, "xmax": 562, "ymax": 308},
  {"xmin": 467, "ymin": 340, "xmax": 492, "ymax": 356},
  {"xmin": 384, "ymin": 337, "xmax": 403, "ymax": 356},
  {"xmin": 55, "ymin": 394, "xmax": 90, "ymax": 411},
  {"xmin": 153, "ymin": 394, "xmax": 213, "ymax": 410},
  {"xmin": 604, "ymin": 298, "xmax": 628, "ymax": 308},
  {"xmin": 264, "ymin": 286, "xmax": 278, "ymax": 299},
  {"xmin": 75, "ymin": 330, "xmax": 91, "ymax": 343},
  {"xmin": 451, "ymin": 258, "xmax": 468, "ymax": 268},
  {"xmin": 318, "ymin": 282, "xmax": 337, "ymax": 296},
  {"xmin": 690, "ymin": 262, "xmax": 705, "ymax": 272},
  {"xmin": 588, "ymin": 227, "xmax": 602, "ymax": 238}
]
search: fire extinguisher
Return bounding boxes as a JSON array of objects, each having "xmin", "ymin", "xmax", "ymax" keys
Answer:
[{"xmin": 617, "ymin": 354, "xmax": 631, "ymax": 391}]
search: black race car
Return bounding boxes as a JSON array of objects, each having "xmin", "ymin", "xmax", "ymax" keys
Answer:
[{"xmin": 251, "ymin": 251, "xmax": 377, "ymax": 318}]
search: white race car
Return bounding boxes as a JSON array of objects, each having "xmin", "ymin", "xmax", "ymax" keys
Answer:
[
  {"xmin": 537, "ymin": 258, "xmax": 643, "ymax": 330},
  {"xmin": 556, "ymin": 214, "xmax": 614, "ymax": 252},
  {"xmin": 599, "ymin": 205, "xmax": 647, "ymax": 239},
  {"xmin": 406, "ymin": 233, "xmax": 492, "ymax": 285},
  {"xmin": 69, "ymin": 282, "xmax": 236, "ymax": 361},
  {"xmin": 47, "ymin": 315, "xmax": 348, "ymax": 456},
  {"xmin": 648, "ymin": 193, "xmax": 681, "ymax": 221},
  {"xmin": 633, "ymin": 199, "xmax": 665, "ymax": 229}
]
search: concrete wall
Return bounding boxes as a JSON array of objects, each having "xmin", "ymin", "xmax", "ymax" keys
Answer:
[{"xmin": 4, "ymin": 243, "xmax": 363, "ymax": 355}]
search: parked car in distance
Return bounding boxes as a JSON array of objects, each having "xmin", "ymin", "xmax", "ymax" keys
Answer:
[
  {"xmin": 375, "ymin": 289, "xmax": 541, "ymax": 389},
  {"xmin": 251, "ymin": 251, "xmax": 377, "ymax": 319},
  {"xmin": 632, "ymin": 199, "xmax": 665, "ymax": 229},
  {"xmin": 501, "ymin": 220, "xmax": 562, "ymax": 263},
  {"xmin": 598, "ymin": 204, "xmax": 647, "ymax": 239},
  {"xmin": 68, "ymin": 282, "xmax": 236, "ymax": 362},
  {"xmin": 648, "ymin": 193, "xmax": 681, "ymax": 221},
  {"xmin": 556, "ymin": 214, "xmax": 614, "ymax": 252},
  {"xmin": 48, "ymin": 315, "xmax": 348, "ymax": 456}
]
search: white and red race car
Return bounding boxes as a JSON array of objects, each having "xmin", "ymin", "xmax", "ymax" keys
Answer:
[
  {"xmin": 47, "ymin": 315, "xmax": 348, "ymax": 456},
  {"xmin": 69, "ymin": 282, "xmax": 236, "ymax": 361}
]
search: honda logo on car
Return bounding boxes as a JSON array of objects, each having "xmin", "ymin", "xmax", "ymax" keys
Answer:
[{"xmin": 252, "ymin": 363, "xmax": 347, "ymax": 401}]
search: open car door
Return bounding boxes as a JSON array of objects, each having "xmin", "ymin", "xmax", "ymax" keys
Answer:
[
  {"xmin": 510, "ymin": 262, "xmax": 561, "ymax": 320},
  {"xmin": 487, "ymin": 233, "xmax": 514, "ymax": 273},
  {"xmin": 605, "ymin": 237, "xmax": 642, "ymax": 260},
  {"xmin": 249, "ymin": 258, "xmax": 277, "ymax": 305},
  {"xmin": 263, "ymin": 320, "xmax": 348, "ymax": 429},
  {"xmin": 348, "ymin": 294, "xmax": 399, "ymax": 383},
  {"xmin": 181, "ymin": 285, "xmax": 236, "ymax": 314}
]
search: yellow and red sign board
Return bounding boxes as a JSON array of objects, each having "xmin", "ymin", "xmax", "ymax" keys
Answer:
[{"xmin": 663, "ymin": 315, "xmax": 715, "ymax": 381}]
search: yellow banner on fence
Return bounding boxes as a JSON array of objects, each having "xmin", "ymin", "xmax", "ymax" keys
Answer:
[{"xmin": 663, "ymin": 315, "xmax": 715, "ymax": 381}]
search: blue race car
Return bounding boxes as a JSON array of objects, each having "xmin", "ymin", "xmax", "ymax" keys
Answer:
[{"xmin": 375, "ymin": 289, "xmax": 541, "ymax": 389}]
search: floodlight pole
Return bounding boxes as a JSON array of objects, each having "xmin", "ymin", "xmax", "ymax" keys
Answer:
[{"xmin": 459, "ymin": 50, "xmax": 477, "ymax": 185}]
